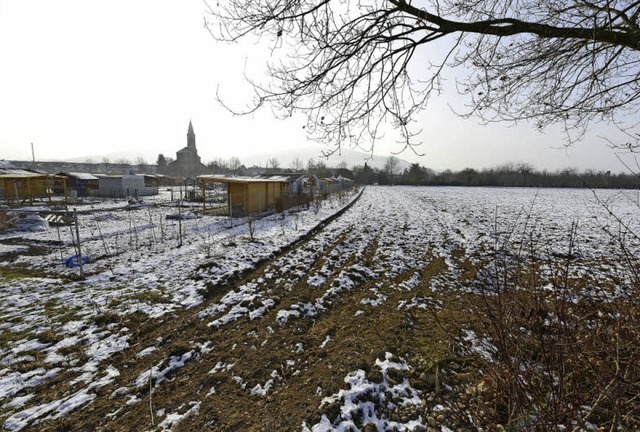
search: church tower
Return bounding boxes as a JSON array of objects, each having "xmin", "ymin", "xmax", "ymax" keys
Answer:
[
  {"xmin": 187, "ymin": 120, "xmax": 196, "ymax": 150},
  {"xmin": 167, "ymin": 120, "xmax": 203, "ymax": 178}
]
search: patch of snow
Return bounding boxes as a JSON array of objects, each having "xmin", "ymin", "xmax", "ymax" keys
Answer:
[
  {"xmin": 134, "ymin": 351, "xmax": 194, "ymax": 388},
  {"xmin": 320, "ymin": 336, "xmax": 331, "ymax": 348},
  {"xmin": 3, "ymin": 394, "xmax": 34, "ymax": 410},
  {"xmin": 250, "ymin": 379, "xmax": 274, "ymax": 396},
  {"xmin": 462, "ymin": 330, "xmax": 497, "ymax": 362},
  {"xmin": 136, "ymin": 346, "xmax": 157, "ymax": 357},
  {"xmin": 157, "ymin": 401, "xmax": 200, "ymax": 431},
  {"xmin": 4, "ymin": 388, "xmax": 95, "ymax": 431},
  {"xmin": 306, "ymin": 352, "xmax": 423, "ymax": 431},
  {"xmin": 0, "ymin": 368, "xmax": 61, "ymax": 399}
]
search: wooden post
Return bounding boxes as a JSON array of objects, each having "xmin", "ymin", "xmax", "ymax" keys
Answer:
[
  {"xmin": 14, "ymin": 181, "xmax": 19, "ymax": 206},
  {"xmin": 56, "ymin": 223, "xmax": 64, "ymax": 263},
  {"xmin": 46, "ymin": 177, "xmax": 52, "ymax": 204},
  {"xmin": 177, "ymin": 200, "xmax": 183, "ymax": 247},
  {"xmin": 27, "ymin": 178, "xmax": 33, "ymax": 205},
  {"xmin": 74, "ymin": 209, "xmax": 84, "ymax": 278},
  {"xmin": 201, "ymin": 182, "xmax": 206, "ymax": 211},
  {"xmin": 228, "ymin": 190, "xmax": 233, "ymax": 228}
]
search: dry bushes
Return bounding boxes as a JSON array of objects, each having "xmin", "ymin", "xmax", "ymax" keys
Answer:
[{"xmin": 453, "ymin": 223, "xmax": 640, "ymax": 430}]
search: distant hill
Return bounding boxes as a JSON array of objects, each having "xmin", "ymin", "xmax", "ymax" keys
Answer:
[
  {"xmin": 241, "ymin": 146, "xmax": 412, "ymax": 171},
  {"xmin": 66, "ymin": 145, "xmax": 413, "ymax": 172},
  {"xmin": 66, "ymin": 150, "xmax": 159, "ymax": 165}
]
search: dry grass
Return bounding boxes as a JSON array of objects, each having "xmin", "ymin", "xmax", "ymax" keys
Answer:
[{"xmin": 441, "ymin": 229, "xmax": 640, "ymax": 430}]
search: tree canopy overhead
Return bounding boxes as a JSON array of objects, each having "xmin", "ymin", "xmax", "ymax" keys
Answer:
[{"xmin": 206, "ymin": 1, "xmax": 640, "ymax": 154}]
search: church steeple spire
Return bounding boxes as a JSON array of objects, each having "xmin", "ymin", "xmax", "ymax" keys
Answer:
[{"xmin": 187, "ymin": 120, "xmax": 196, "ymax": 150}]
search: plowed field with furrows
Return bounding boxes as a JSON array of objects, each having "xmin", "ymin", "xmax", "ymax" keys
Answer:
[
  {"xmin": 4, "ymin": 186, "xmax": 638, "ymax": 431},
  {"xmin": 29, "ymin": 190, "xmax": 458, "ymax": 431}
]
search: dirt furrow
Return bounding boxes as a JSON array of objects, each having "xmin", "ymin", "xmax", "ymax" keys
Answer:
[{"xmin": 35, "ymin": 197, "xmax": 451, "ymax": 432}]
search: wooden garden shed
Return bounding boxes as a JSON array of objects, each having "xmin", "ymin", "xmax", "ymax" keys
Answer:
[
  {"xmin": 56, "ymin": 172, "xmax": 99, "ymax": 197},
  {"xmin": 198, "ymin": 175, "xmax": 292, "ymax": 216},
  {"xmin": 0, "ymin": 173, "xmax": 67, "ymax": 205}
]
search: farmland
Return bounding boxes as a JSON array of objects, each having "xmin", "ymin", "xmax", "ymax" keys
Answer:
[{"xmin": 1, "ymin": 186, "xmax": 639, "ymax": 431}]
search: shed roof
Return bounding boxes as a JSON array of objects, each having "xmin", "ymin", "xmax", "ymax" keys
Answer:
[
  {"xmin": 199, "ymin": 175, "xmax": 292, "ymax": 184},
  {"xmin": 0, "ymin": 173, "xmax": 64, "ymax": 180},
  {"xmin": 60, "ymin": 172, "xmax": 99, "ymax": 180},
  {"xmin": 0, "ymin": 161, "xmax": 42, "ymax": 176},
  {"xmin": 98, "ymin": 174, "xmax": 144, "ymax": 179},
  {"xmin": 0, "ymin": 168, "xmax": 35, "ymax": 176},
  {"xmin": 256, "ymin": 172, "xmax": 303, "ymax": 182},
  {"xmin": 332, "ymin": 175, "xmax": 353, "ymax": 182},
  {"xmin": 0, "ymin": 160, "xmax": 18, "ymax": 169}
]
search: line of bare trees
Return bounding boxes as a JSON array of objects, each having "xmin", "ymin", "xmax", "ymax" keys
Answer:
[{"xmin": 353, "ymin": 162, "xmax": 640, "ymax": 189}]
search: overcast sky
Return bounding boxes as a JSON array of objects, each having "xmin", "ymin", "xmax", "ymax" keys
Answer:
[{"xmin": 0, "ymin": 0, "xmax": 635, "ymax": 172}]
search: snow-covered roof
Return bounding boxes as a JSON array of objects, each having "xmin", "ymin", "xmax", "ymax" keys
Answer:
[
  {"xmin": 0, "ymin": 173, "xmax": 64, "ymax": 179},
  {"xmin": 98, "ymin": 174, "xmax": 144, "ymax": 179},
  {"xmin": 256, "ymin": 173, "xmax": 303, "ymax": 182},
  {"xmin": 0, "ymin": 168, "xmax": 35, "ymax": 176},
  {"xmin": 0, "ymin": 160, "xmax": 39, "ymax": 176},
  {"xmin": 199, "ymin": 175, "xmax": 292, "ymax": 184},
  {"xmin": 0, "ymin": 160, "xmax": 18, "ymax": 169},
  {"xmin": 64, "ymin": 172, "xmax": 99, "ymax": 180}
]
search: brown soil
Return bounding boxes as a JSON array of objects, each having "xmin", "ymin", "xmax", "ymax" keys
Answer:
[{"xmin": 20, "ymin": 223, "xmax": 475, "ymax": 432}]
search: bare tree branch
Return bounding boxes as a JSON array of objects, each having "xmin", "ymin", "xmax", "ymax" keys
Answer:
[{"xmin": 206, "ymin": 0, "xmax": 640, "ymax": 153}]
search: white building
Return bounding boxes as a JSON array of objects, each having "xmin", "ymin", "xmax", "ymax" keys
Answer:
[{"xmin": 96, "ymin": 175, "xmax": 158, "ymax": 198}]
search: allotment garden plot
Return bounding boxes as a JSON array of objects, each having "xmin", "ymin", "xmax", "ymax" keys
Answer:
[{"xmin": 1, "ymin": 186, "xmax": 638, "ymax": 431}]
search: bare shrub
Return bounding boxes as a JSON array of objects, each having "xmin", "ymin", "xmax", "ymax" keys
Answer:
[
  {"xmin": 202, "ymin": 233, "xmax": 213, "ymax": 258},
  {"xmin": 312, "ymin": 195, "xmax": 323, "ymax": 214},
  {"xmin": 293, "ymin": 213, "xmax": 300, "ymax": 231},
  {"xmin": 451, "ymin": 221, "xmax": 640, "ymax": 430},
  {"xmin": 94, "ymin": 312, "xmax": 121, "ymax": 327},
  {"xmin": 247, "ymin": 216, "xmax": 257, "ymax": 241}
]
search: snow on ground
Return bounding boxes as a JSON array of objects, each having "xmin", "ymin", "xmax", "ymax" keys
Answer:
[
  {"xmin": 303, "ymin": 353, "xmax": 424, "ymax": 432},
  {"xmin": 1, "ymin": 186, "xmax": 639, "ymax": 429},
  {"xmin": 264, "ymin": 187, "xmax": 640, "ymax": 332},
  {"xmin": 0, "ymin": 188, "xmax": 359, "ymax": 429}
]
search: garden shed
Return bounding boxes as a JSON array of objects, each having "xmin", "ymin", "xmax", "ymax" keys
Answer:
[
  {"xmin": 317, "ymin": 177, "xmax": 335, "ymax": 194},
  {"xmin": 56, "ymin": 172, "xmax": 99, "ymax": 197},
  {"xmin": 331, "ymin": 175, "xmax": 354, "ymax": 190},
  {"xmin": 96, "ymin": 175, "xmax": 158, "ymax": 198},
  {"xmin": 256, "ymin": 173, "xmax": 304, "ymax": 194},
  {"xmin": 0, "ymin": 173, "xmax": 67, "ymax": 205},
  {"xmin": 198, "ymin": 175, "xmax": 293, "ymax": 215}
]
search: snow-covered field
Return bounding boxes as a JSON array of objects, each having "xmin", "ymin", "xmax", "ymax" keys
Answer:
[{"xmin": 1, "ymin": 186, "xmax": 638, "ymax": 431}]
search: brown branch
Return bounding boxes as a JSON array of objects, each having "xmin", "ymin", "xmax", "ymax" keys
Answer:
[{"xmin": 390, "ymin": 0, "xmax": 640, "ymax": 50}]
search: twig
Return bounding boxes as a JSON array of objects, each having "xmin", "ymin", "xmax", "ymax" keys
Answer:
[{"xmin": 149, "ymin": 369, "xmax": 154, "ymax": 426}]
